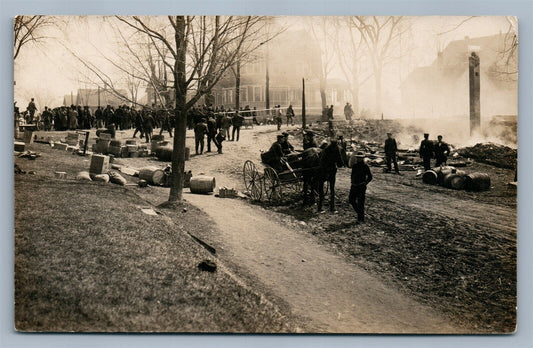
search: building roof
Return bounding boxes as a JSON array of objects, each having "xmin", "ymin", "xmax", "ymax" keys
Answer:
[{"xmin": 74, "ymin": 88, "xmax": 129, "ymax": 107}]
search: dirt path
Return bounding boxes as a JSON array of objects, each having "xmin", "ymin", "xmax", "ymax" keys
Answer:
[{"xmin": 178, "ymin": 126, "xmax": 463, "ymax": 333}]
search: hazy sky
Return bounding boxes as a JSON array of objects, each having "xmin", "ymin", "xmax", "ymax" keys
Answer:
[{"xmin": 13, "ymin": 15, "xmax": 515, "ymax": 112}]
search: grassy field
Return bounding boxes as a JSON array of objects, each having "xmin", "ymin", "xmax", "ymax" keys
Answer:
[{"xmin": 14, "ymin": 145, "xmax": 297, "ymax": 332}]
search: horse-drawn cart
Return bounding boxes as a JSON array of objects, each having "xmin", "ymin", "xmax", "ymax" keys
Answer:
[{"xmin": 243, "ymin": 158, "xmax": 304, "ymax": 203}]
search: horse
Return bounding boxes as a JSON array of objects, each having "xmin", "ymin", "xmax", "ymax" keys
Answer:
[{"xmin": 288, "ymin": 142, "xmax": 346, "ymax": 210}]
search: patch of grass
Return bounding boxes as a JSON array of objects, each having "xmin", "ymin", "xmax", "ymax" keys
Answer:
[{"xmin": 15, "ymin": 173, "xmax": 295, "ymax": 332}]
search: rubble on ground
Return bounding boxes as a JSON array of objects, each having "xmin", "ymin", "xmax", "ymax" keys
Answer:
[{"xmin": 457, "ymin": 143, "xmax": 517, "ymax": 169}]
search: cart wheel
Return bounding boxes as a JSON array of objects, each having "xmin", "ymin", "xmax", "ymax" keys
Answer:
[
  {"xmin": 264, "ymin": 167, "xmax": 282, "ymax": 204},
  {"xmin": 243, "ymin": 160, "xmax": 262, "ymax": 201}
]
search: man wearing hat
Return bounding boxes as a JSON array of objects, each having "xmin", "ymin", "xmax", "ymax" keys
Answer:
[
  {"xmin": 349, "ymin": 151, "xmax": 373, "ymax": 223},
  {"xmin": 281, "ymin": 132, "xmax": 295, "ymax": 155},
  {"xmin": 194, "ymin": 118, "xmax": 208, "ymax": 155},
  {"xmin": 317, "ymin": 137, "xmax": 345, "ymax": 213},
  {"xmin": 262, "ymin": 134, "xmax": 285, "ymax": 171},
  {"xmin": 419, "ymin": 133, "xmax": 434, "ymax": 171},
  {"xmin": 303, "ymin": 131, "xmax": 318, "ymax": 150},
  {"xmin": 434, "ymin": 135, "xmax": 450, "ymax": 166},
  {"xmin": 384, "ymin": 132, "xmax": 400, "ymax": 174}
]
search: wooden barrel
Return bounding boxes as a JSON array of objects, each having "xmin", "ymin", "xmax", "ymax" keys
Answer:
[
  {"xmin": 110, "ymin": 139, "xmax": 122, "ymax": 147},
  {"xmin": 443, "ymin": 173, "xmax": 466, "ymax": 190},
  {"xmin": 126, "ymin": 139, "xmax": 137, "ymax": 145},
  {"xmin": 151, "ymin": 135, "xmax": 165, "ymax": 142},
  {"xmin": 190, "ymin": 175, "xmax": 216, "ymax": 193},
  {"xmin": 156, "ymin": 146, "xmax": 173, "ymax": 161},
  {"xmin": 434, "ymin": 166, "xmax": 456, "ymax": 186},
  {"xmin": 127, "ymin": 144, "xmax": 138, "ymax": 153},
  {"xmin": 138, "ymin": 166, "xmax": 166, "ymax": 185},
  {"xmin": 108, "ymin": 145, "xmax": 122, "ymax": 156},
  {"xmin": 96, "ymin": 139, "xmax": 110, "ymax": 154},
  {"xmin": 422, "ymin": 170, "xmax": 438, "ymax": 185},
  {"xmin": 465, "ymin": 173, "xmax": 491, "ymax": 191}
]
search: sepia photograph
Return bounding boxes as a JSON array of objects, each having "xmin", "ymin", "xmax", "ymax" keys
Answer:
[{"xmin": 13, "ymin": 15, "xmax": 518, "ymax": 334}]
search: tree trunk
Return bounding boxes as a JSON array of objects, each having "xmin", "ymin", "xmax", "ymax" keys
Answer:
[
  {"xmin": 168, "ymin": 16, "xmax": 187, "ymax": 202},
  {"xmin": 374, "ymin": 67, "xmax": 382, "ymax": 117},
  {"xmin": 235, "ymin": 61, "xmax": 241, "ymax": 111}
]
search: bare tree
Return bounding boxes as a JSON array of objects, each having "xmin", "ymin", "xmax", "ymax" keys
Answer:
[
  {"xmin": 70, "ymin": 16, "xmax": 270, "ymax": 202},
  {"xmin": 13, "ymin": 15, "xmax": 55, "ymax": 60},
  {"xmin": 307, "ymin": 17, "xmax": 336, "ymax": 112},
  {"xmin": 350, "ymin": 16, "xmax": 408, "ymax": 116},
  {"xmin": 332, "ymin": 18, "xmax": 373, "ymax": 117}
]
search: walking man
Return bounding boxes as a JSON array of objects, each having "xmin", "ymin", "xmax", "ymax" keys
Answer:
[
  {"xmin": 419, "ymin": 133, "xmax": 434, "ymax": 171},
  {"xmin": 348, "ymin": 151, "xmax": 373, "ymax": 223},
  {"xmin": 317, "ymin": 138, "xmax": 344, "ymax": 213},
  {"xmin": 384, "ymin": 132, "xmax": 400, "ymax": 174}
]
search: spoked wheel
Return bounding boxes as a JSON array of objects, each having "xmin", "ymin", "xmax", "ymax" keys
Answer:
[
  {"xmin": 263, "ymin": 167, "xmax": 282, "ymax": 204},
  {"xmin": 243, "ymin": 160, "xmax": 262, "ymax": 201}
]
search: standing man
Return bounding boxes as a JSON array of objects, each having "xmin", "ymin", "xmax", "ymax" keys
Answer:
[
  {"xmin": 194, "ymin": 118, "xmax": 208, "ymax": 155},
  {"xmin": 142, "ymin": 107, "xmax": 154, "ymax": 143},
  {"xmin": 286, "ymin": 104, "xmax": 295, "ymax": 126},
  {"xmin": 27, "ymin": 98, "xmax": 37, "ymax": 124},
  {"xmin": 221, "ymin": 112, "xmax": 232, "ymax": 141},
  {"xmin": 384, "ymin": 132, "xmax": 400, "ymax": 174},
  {"xmin": 348, "ymin": 151, "xmax": 373, "ymax": 223},
  {"xmin": 419, "ymin": 133, "xmax": 434, "ymax": 171},
  {"xmin": 317, "ymin": 138, "xmax": 344, "ymax": 213},
  {"xmin": 434, "ymin": 135, "xmax": 450, "ymax": 166},
  {"xmin": 327, "ymin": 105, "xmax": 334, "ymax": 135},
  {"xmin": 231, "ymin": 111, "xmax": 243, "ymax": 141},
  {"xmin": 206, "ymin": 116, "xmax": 218, "ymax": 153}
]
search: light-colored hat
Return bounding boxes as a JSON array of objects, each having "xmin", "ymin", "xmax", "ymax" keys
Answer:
[{"xmin": 355, "ymin": 151, "xmax": 365, "ymax": 158}]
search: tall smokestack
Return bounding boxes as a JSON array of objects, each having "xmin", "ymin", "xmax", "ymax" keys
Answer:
[
  {"xmin": 469, "ymin": 52, "xmax": 481, "ymax": 135},
  {"xmin": 302, "ymin": 78, "xmax": 306, "ymax": 129}
]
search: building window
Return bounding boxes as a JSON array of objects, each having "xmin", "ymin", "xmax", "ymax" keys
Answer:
[
  {"xmin": 240, "ymin": 87, "xmax": 247, "ymax": 102},
  {"xmin": 254, "ymin": 86, "xmax": 262, "ymax": 102}
]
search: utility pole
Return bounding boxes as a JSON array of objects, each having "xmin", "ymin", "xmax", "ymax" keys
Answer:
[
  {"xmin": 302, "ymin": 78, "xmax": 306, "ymax": 129},
  {"xmin": 469, "ymin": 52, "xmax": 481, "ymax": 136}
]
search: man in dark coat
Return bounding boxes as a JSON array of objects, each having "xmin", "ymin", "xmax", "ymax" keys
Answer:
[
  {"xmin": 303, "ymin": 131, "xmax": 318, "ymax": 150},
  {"xmin": 286, "ymin": 104, "xmax": 295, "ymax": 126},
  {"xmin": 95, "ymin": 106, "xmax": 104, "ymax": 128},
  {"xmin": 317, "ymin": 138, "xmax": 344, "ymax": 213},
  {"xmin": 419, "ymin": 133, "xmax": 434, "ymax": 171},
  {"xmin": 159, "ymin": 109, "xmax": 173, "ymax": 137},
  {"xmin": 434, "ymin": 135, "xmax": 450, "ymax": 166},
  {"xmin": 27, "ymin": 98, "xmax": 37, "ymax": 123},
  {"xmin": 194, "ymin": 118, "xmax": 209, "ymax": 155},
  {"xmin": 206, "ymin": 116, "xmax": 218, "ymax": 152},
  {"xmin": 262, "ymin": 135, "xmax": 285, "ymax": 171},
  {"xmin": 142, "ymin": 107, "xmax": 154, "ymax": 143},
  {"xmin": 132, "ymin": 108, "xmax": 144, "ymax": 139},
  {"xmin": 349, "ymin": 151, "xmax": 373, "ymax": 223},
  {"xmin": 384, "ymin": 132, "xmax": 400, "ymax": 174},
  {"xmin": 231, "ymin": 111, "xmax": 244, "ymax": 141},
  {"xmin": 280, "ymin": 132, "xmax": 294, "ymax": 155}
]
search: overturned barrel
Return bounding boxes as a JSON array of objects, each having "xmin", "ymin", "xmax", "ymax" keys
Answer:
[
  {"xmin": 190, "ymin": 175, "xmax": 216, "ymax": 194},
  {"xmin": 155, "ymin": 146, "xmax": 173, "ymax": 161},
  {"xmin": 422, "ymin": 170, "xmax": 438, "ymax": 185},
  {"xmin": 443, "ymin": 173, "xmax": 466, "ymax": 190},
  {"xmin": 434, "ymin": 166, "xmax": 457, "ymax": 186},
  {"xmin": 139, "ymin": 166, "xmax": 166, "ymax": 185},
  {"xmin": 464, "ymin": 173, "xmax": 491, "ymax": 191}
]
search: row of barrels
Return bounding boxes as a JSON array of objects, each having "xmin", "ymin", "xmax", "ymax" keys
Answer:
[{"xmin": 422, "ymin": 166, "xmax": 491, "ymax": 191}]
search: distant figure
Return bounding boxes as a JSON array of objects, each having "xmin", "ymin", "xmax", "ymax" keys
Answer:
[
  {"xmin": 231, "ymin": 111, "xmax": 244, "ymax": 141},
  {"xmin": 327, "ymin": 105, "xmax": 334, "ymax": 135},
  {"xmin": 142, "ymin": 107, "xmax": 154, "ymax": 143},
  {"xmin": 344, "ymin": 102, "xmax": 354, "ymax": 122},
  {"xmin": 221, "ymin": 113, "xmax": 232, "ymax": 140},
  {"xmin": 27, "ymin": 98, "xmax": 37, "ymax": 124},
  {"xmin": 252, "ymin": 107, "xmax": 259, "ymax": 125},
  {"xmin": 384, "ymin": 132, "xmax": 400, "ymax": 174},
  {"xmin": 206, "ymin": 116, "xmax": 218, "ymax": 152},
  {"xmin": 419, "ymin": 133, "xmax": 434, "ymax": 171},
  {"xmin": 276, "ymin": 105, "xmax": 283, "ymax": 130},
  {"xmin": 434, "ymin": 135, "xmax": 450, "ymax": 166},
  {"xmin": 194, "ymin": 118, "xmax": 208, "ymax": 155},
  {"xmin": 68, "ymin": 105, "xmax": 78, "ymax": 130},
  {"xmin": 215, "ymin": 129, "xmax": 225, "ymax": 154},
  {"xmin": 348, "ymin": 151, "xmax": 373, "ymax": 223},
  {"xmin": 286, "ymin": 104, "xmax": 295, "ymax": 126}
]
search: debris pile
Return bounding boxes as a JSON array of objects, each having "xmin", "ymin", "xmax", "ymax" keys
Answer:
[{"xmin": 457, "ymin": 143, "xmax": 517, "ymax": 169}]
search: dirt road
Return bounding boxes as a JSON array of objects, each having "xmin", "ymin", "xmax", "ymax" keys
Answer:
[{"xmin": 166, "ymin": 126, "xmax": 464, "ymax": 333}]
